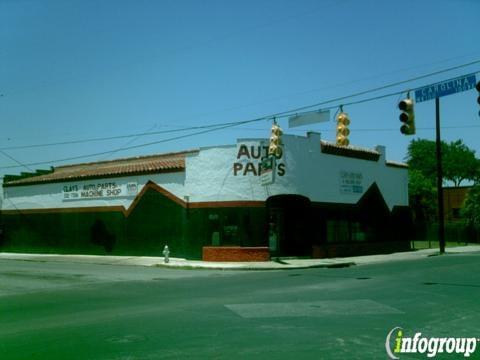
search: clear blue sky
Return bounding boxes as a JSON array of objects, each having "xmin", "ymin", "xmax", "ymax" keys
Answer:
[{"xmin": 1, "ymin": 0, "xmax": 479, "ymax": 177}]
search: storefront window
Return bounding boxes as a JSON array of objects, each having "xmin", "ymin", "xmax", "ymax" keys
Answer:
[
  {"xmin": 327, "ymin": 220, "xmax": 370, "ymax": 242},
  {"xmin": 222, "ymin": 225, "xmax": 239, "ymax": 245},
  {"xmin": 208, "ymin": 211, "xmax": 241, "ymax": 246},
  {"xmin": 327, "ymin": 220, "xmax": 349, "ymax": 242},
  {"xmin": 351, "ymin": 222, "xmax": 367, "ymax": 242}
]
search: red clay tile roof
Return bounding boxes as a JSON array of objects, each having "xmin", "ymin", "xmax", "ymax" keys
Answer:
[
  {"xmin": 4, "ymin": 141, "xmax": 407, "ymax": 187},
  {"xmin": 4, "ymin": 151, "xmax": 196, "ymax": 187},
  {"xmin": 320, "ymin": 141, "xmax": 381, "ymax": 161},
  {"xmin": 385, "ymin": 161, "xmax": 409, "ymax": 169}
]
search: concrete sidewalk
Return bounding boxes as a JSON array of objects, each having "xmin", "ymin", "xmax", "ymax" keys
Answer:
[{"xmin": 1, "ymin": 245, "xmax": 480, "ymax": 270}]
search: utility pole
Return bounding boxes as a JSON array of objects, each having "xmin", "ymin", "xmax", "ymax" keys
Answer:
[
  {"xmin": 435, "ymin": 97, "xmax": 445, "ymax": 254},
  {"xmin": 414, "ymin": 74, "xmax": 477, "ymax": 254}
]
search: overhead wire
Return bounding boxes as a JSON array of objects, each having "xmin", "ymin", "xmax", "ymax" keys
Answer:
[
  {"xmin": 234, "ymin": 124, "xmax": 480, "ymax": 133},
  {"xmin": 270, "ymin": 61, "xmax": 480, "ymax": 117},
  {"xmin": 0, "ymin": 121, "xmax": 251, "ymax": 151},
  {"xmin": 3, "ymin": 60, "xmax": 480, "ymax": 152},
  {"xmin": 3, "ymin": 60, "xmax": 480, "ymax": 153},
  {"xmin": 0, "ymin": 150, "xmax": 36, "ymax": 172},
  {"xmin": 0, "ymin": 119, "xmax": 262, "ymax": 170},
  {"xmin": 1, "ymin": 61, "xmax": 479, "ymax": 171}
]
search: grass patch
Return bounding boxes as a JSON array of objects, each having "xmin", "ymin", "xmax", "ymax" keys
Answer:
[{"xmin": 411, "ymin": 241, "xmax": 470, "ymax": 250}]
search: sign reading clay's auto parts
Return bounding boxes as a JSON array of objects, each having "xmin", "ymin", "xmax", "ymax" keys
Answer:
[{"xmin": 62, "ymin": 182, "xmax": 138, "ymax": 201}]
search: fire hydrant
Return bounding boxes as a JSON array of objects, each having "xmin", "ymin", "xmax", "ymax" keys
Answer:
[{"xmin": 163, "ymin": 245, "xmax": 170, "ymax": 263}]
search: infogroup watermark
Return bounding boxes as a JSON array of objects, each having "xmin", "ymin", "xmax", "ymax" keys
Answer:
[{"xmin": 385, "ymin": 327, "xmax": 479, "ymax": 359}]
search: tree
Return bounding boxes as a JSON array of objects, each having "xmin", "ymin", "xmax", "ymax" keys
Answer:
[
  {"xmin": 408, "ymin": 169, "xmax": 437, "ymax": 224},
  {"xmin": 472, "ymin": 159, "xmax": 480, "ymax": 184},
  {"xmin": 406, "ymin": 139, "xmax": 479, "ymax": 187},
  {"xmin": 406, "ymin": 139, "xmax": 479, "ymax": 239},
  {"xmin": 443, "ymin": 140, "xmax": 478, "ymax": 187},
  {"xmin": 406, "ymin": 139, "xmax": 440, "ymax": 182}
]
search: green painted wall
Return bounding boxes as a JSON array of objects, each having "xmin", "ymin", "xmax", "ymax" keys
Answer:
[
  {"xmin": 0, "ymin": 189, "xmax": 268, "ymax": 259},
  {"xmin": 0, "ymin": 184, "xmax": 414, "ymax": 259}
]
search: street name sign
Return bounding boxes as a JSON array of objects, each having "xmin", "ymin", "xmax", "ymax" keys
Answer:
[
  {"xmin": 288, "ymin": 109, "xmax": 330, "ymax": 128},
  {"xmin": 415, "ymin": 74, "xmax": 477, "ymax": 103}
]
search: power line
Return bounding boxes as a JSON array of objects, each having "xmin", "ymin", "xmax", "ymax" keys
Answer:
[
  {"xmin": 325, "ymin": 125, "xmax": 480, "ymax": 133},
  {"xmin": 271, "ymin": 61, "xmax": 480, "ymax": 117},
  {"xmin": 0, "ymin": 119, "xmax": 261, "ymax": 170},
  {"xmin": 3, "ymin": 60, "xmax": 480, "ymax": 152},
  {"xmin": 0, "ymin": 121, "xmax": 248, "ymax": 151},
  {"xmin": 1, "ymin": 62, "xmax": 479, "ymax": 170},
  {"xmin": 3, "ymin": 60, "xmax": 480, "ymax": 154},
  {"xmin": 93, "ymin": 124, "xmax": 159, "ymax": 164},
  {"xmin": 238, "ymin": 124, "xmax": 480, "ymax": 133},
  {"xmin": 3, "ymin": 120, "xmax": 479, "ymax": 171},
  {"xmin": 0, "ymin": 150, "xmax": 36, "ymax": 172}
]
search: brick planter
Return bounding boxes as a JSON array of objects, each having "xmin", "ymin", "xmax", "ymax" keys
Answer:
[{"xmin": 202, "ymin": 246, "xmax": 270, "ymax": 262}]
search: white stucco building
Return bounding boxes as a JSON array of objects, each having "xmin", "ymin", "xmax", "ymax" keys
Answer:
[{"xmin": 1, "ymin": 132, "xmax": 411, "ymax": 260}]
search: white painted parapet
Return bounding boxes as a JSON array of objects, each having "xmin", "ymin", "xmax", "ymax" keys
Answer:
[
  {"xmin": 185, "ymin": 133, "xmax": 408, "ymax": 209},
  {"xmin": 1, "ymin": 133, "xmax": 408, "ymax": 211}
]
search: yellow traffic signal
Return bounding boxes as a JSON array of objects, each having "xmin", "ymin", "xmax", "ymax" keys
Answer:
[
  {"xmin": 399, "ymin": 98, "xmax": 416, "ymax": 135},
  {"xmin": 268, "ymin": 123, "xmax": 283, "ymax": 158},
  {"xmin": 336, "ymin": 112, "xmax": 350, "ymax": 146}
]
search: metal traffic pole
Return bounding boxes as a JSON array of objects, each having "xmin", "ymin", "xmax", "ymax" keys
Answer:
[
  {"xmin": 414, "ymin": 73, "xmax": 477, "ymax": 254},
  {"xmin": 435, "ymin": 97, "xmax": 446, "ymax": 254}
]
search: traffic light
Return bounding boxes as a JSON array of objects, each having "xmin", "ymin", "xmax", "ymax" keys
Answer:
[
  {"xmin": 268, "ymin": 123, "xmax": 283, "ymax": 158},
  {"xmin": 336, "ymin": 112, "xmax": 350, "ymax": 146},
  {"xmin": 398, "ymin": 97, "xmax": 415, "ymax": 135}
]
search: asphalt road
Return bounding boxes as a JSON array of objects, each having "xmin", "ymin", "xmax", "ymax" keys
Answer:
[{"xmin": 1, "ymin": 252, "xmax": 480, "ymax": 360}]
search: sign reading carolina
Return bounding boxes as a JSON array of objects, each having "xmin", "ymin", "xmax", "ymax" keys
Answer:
[
  {"xmin": 62, "ymin": 182, "xmax": 138, "ymax": 201},
  {"xmin": 233, "ymin": 143, "xmax": 286, "ymax": 177}
]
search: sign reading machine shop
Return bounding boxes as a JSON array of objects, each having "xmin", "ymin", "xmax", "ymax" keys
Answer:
[
  {"xmin": 62, "ymin": 182, "xmax": 138, "ymax": 201},
  {"xmin": 340, "ymin": 171, "xmax": 364, "ymax": 194}
]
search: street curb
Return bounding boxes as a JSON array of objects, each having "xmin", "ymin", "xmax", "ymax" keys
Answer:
[
  {"xmin": 152, "ymin": 261, "xmax": 357, "ymax": 271},
  {"xmin": 1, "ymin": 245, "xmax": 479, "ymax": 270}
]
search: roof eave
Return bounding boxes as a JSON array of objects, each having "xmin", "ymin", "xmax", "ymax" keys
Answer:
[{"xmin": 3, "ymin": 167, "xmax": 185, "ymax": 188}]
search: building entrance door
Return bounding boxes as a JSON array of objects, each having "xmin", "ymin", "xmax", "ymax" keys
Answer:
[{"xmin": 266, "ymin": 195, "xmax": 312, "ymax": 257}]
